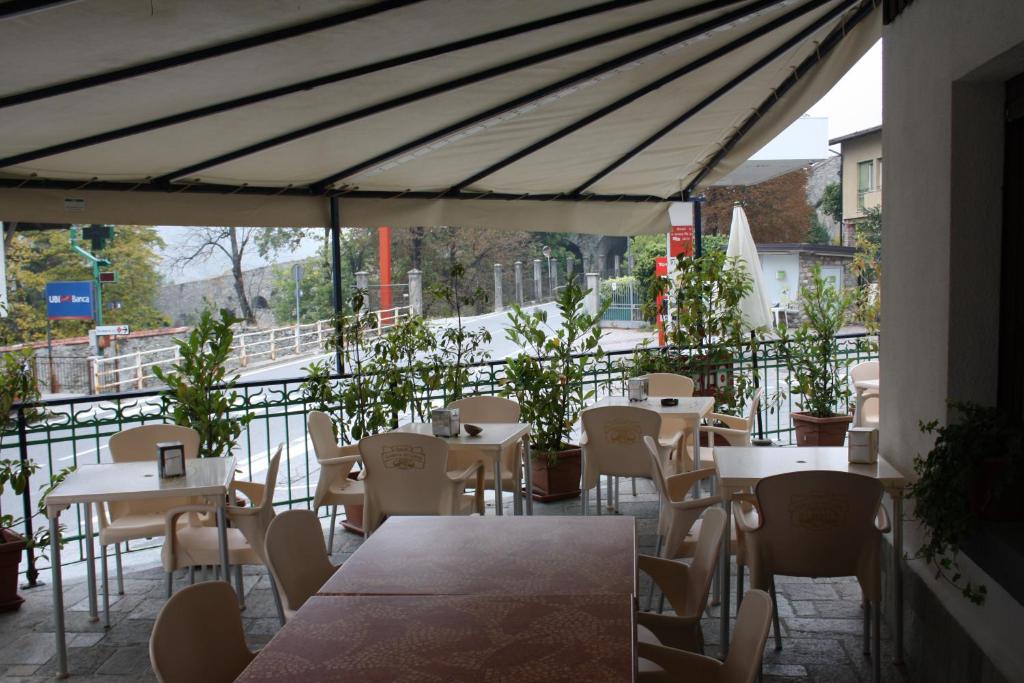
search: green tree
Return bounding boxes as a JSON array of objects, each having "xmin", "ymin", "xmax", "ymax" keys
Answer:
[
  {"xmin": 819, "ymin": 181, "xmax": 843, "ymax": 224},
  {"xmin": 806, "ymin": 213, "xmax": 832, "ymax": 244},
  {"xmin": 1, "ymin": 225, "xmax": 169, "ymax": 343}
]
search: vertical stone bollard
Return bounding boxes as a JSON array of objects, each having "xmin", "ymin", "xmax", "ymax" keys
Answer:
[
  {"xmin": 566, "ymin": 255, "xmax": 575, "ymax": 283},
  {"xmin": 549, "ymin": 259, "xmax": 558, "ymax": 296},
  {"xmin": 408, "ymin": 269, "xmax": 423, "ymax": 317},
  {"xmin": 585, "ymin": 273, "xmax": 601, "ymax": 317},
  {"xmin": 582, "ymin": 255, "xmax": 591, "ymax": 276},
  {"xmin": 493, "ymin": 263, "xmax": 503, "ymax": 312},
  {"xmin": 533, "ymin": 259, "xmax": 543, "ymax": 301},
  {"xmin": 514, "ymin": 261, "xmax": 524, "ymax": 305},
  {"xmin": 614, "ymin": 254, "xmax": 621, "ymax": 278}
]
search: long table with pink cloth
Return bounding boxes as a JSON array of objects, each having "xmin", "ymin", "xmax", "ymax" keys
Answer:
[{"xmin": 236, "ymin": 516, "xmax": 639, "ymax": 682}]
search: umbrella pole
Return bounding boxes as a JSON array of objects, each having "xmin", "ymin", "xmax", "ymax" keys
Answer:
[{"xmin": 751, "ymin": 330, "xmax": 765, "ymax": 440}]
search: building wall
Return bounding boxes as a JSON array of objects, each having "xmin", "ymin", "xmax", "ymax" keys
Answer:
[
  {"xmin": 840, "ymin": 129, "xmax": 882, "ymax": 221},
  {"xmin": 883, "ymin": 0, "xmax": 1024, "ymax": 679}
]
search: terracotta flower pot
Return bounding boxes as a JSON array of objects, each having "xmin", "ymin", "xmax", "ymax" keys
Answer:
[
  {"xmin": 0, "ymin": 529, "xmax": 27, "ymax": 613},
  {"xmin": 529, "ymin": 447, "xmax": 582, "ymax": 502},
  {"xmin": 791, "ymin": 412, "xmax": 853, "ymax": 447}
]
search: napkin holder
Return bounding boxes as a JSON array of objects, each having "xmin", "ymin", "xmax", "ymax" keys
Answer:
[
  {"xmin": 847, "ymin": 427, "xmax": 879, "ymax": 464},
  {"xmin": 431, "ymin": 408, "xmax": 460, "ymax": 437},
  {"xmin": 628, "ymin": 377, "xmax": 649, "ymax": 402},
  {"xmin": 157, "ymin": 441, "xmax": 186, "ymax": 478}
]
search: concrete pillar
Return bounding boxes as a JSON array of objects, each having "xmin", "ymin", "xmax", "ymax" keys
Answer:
[
  {"xmin": 408, "ymin": 269, "xmax": 423, "ymax": 316},
  {"xmin": 549, "ymin": 259, "xmax": 558, "ymax": 297},
  {"xmin": 533, "ymin": 259, "xmax": 543, "ymax": 301},
  {"xmin": 566, "ymin": 255, "xmax": 575, "ymax": 283},
  {"xmin": 585, "ymin": 273, "xmax": 601, "ymax": 317},
  {"xmin": 355, "ymin": 270, "xmax": 369, "ymax": 291},
  {"xmin": 582, "ymin": 255, "xmax": 590, "ymax": 275},
  {"xmin": 493, "ymin": 263, "xmax": 503, "ymax": 312},
  {"xmin": 614, "ymin": 254, "xmax": 621, "ymax": 278},
  {"xmin": 514, "ymin": 261, "xmax": 524, "ymax": 305}
]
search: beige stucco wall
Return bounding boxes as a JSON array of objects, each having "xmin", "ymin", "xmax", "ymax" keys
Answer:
[
  {"xmin": 840, "ymin": 130, "xmax": 882, "ymax": 220},
  {"xmin": 883, "ymin": 0, "xmax": 1024, "ymax": 678}
]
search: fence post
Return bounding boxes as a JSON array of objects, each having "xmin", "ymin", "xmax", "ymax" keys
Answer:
[
  {"xmin": 585, "ymin": 272, "xmax": 601, "ymax": 317},
  {"xmin": 493, "ymin": 263, "xmax": 503, "ymax": 312},
  {"xmin": 566, "ymin": 255, "xmax": 575, "ymax": 283},
  {"xmin": 582, "ymin": 255, "xmax": 590, "ymax": 275},
  {"xmin": 270, "ymin": 331, "xmax": 277, "ymax": 361},
  {"xmin": 16, "ymin": 407, "xmax": 38, "ymax": 587},
  {"xmin": 408, "ymin": 269, "xmax": 423, "ymax": 316},
  {"xmin": 533, "ymin": 259, "xmax": 543, "ymax": 301},
  {"xmin": 134, "ymin": 352, "xmax": 143, "ymax": 389},
  {"xmin": 514, "ymin": 262, "xmax": 524, "ymax": 305},
  {"xmin": 92, "ymin": 357, "xmax": 102, "ymax": 394},
  {"xmin": 239, "ymin": 336, "xmax": 247, "ymax": 367},
  {"xmin": 316, "ymin": 319, "xmax": 324, "ymax": 347},
  {"xmin": 614, "ymin": 254, "xmax": 621, "ymax": 278},
  {"xmin": 355, "ymin": 270, "xmax": 369, "ymax": 294},
  {"xmin": 549, "ymin": 259, "xmax": 558, "ymax": 296}
]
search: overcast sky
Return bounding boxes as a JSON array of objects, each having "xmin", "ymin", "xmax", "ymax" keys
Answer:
[{"xmin": 158, "ymin": 40, "xmax": 883, "ymax": 283}]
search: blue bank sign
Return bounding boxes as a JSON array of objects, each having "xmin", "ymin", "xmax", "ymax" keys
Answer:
[{"xmin": 46, "ymin": 281, "xmax": 95, "ymax": 321}]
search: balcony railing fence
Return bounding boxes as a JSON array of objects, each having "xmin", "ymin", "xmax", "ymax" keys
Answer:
[{"xmin": 1, "ymin": 334, "xmax": 877, "ymax": 583}]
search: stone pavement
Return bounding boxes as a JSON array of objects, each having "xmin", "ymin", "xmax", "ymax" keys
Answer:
[{"xmin": 0, "ymin": 479, "xmax": 910, "ymax": 682}]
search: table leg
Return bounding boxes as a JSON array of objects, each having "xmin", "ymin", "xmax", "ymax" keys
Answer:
[
  {"xmin": 82, "ymin": 503, "xmax": 98, "ymax": 622},
  {"xmin": 216, "ymin": 500, "xmax": 233, "ymax": 598},
  {"xmin": 50, "ymin": 513, "xmax": 68, "ymax": 679},
  {"xmin": 523, "ymin": 437, "xmax": 533, "ymax": 516},
  {"xmin": 893, "ymin": 492, "xmax": 904, "ymax": 666},
  {"xmin": 719, "ymin": 490, "xmax": 732, "ymax": 659},
  {"xmin": 493, "ymin": 449, "xmax": 504, "ymax": 516}
]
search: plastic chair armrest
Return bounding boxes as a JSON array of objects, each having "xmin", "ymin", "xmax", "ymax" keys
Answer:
[
  {"xmin": 230, "ymin": 480, "xmax": 265, "ymax": 506},
  {"xmin": 637, "ymin": 642, "xmax": 721, "ymax": 678},
  {"xmin": 448, "ymin": 461, "xmax": 485, "ymax": 484},
  {"xmin": 707, "ymin": 411, "xmax": 748, "ymax": 431},
  {"xmin": 667, "ymin": 494, "xmax": 722, "ymax": 512},
  {"xmin": 317, "ymin": 454, "xmax": 360, "ymax": 467},
  {"xmin": 876, "ymin": 503, "xmax": 891, "ymax": 533},
  {"xmin": 732, "ymin": 493, "xmax": 762, "ymax": 533},
  {"xmin": 664, "ymin": 467, "xmax": 717, "ymax": 501},
  {"xmin": 164, "ymin": 504, "xmax": 216, "ymax": 537},
  {"xmin": 638, "ymin": 555, "xmax": 691, "ymax": 612},
  {"xmin": 702, "ymin": 425, "xmax": 750, "ymax": 446}
]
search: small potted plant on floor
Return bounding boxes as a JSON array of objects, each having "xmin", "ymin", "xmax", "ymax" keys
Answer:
[
  {"xmin": 779, "ymin": 265, "xmax": 855, "ymax": 446},
  {"xmin": 501, "ymin": 279, "xmax": 607, "ymax": 501}
]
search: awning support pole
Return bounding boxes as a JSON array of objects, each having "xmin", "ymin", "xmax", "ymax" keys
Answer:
[{"xmin": 329, "ymin": 196, "xmax": 343, "ymax": 374}]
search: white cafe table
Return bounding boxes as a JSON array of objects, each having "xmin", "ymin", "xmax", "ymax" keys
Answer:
[
  {"xmin": 589, "ymin": 395, "xmax": 716, "ymax": 470},
  {"xmin": 44, "ymin": 457, "xmax": 236, "ymax": 678},
  {"xmin": 713, "ymin": 446, "xmax": 908, "ymax": 665},
  {"xmin": 392, "ymin": 422, "xmax": 533, "ymax": 515}
]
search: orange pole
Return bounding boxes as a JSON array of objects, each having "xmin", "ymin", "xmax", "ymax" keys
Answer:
[{"xmin": 378, "ymin": 226, "xmax": 392, "ymax": 322}]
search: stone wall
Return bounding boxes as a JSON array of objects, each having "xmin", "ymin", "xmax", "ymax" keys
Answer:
[{"xmin": 156, "ymin": 261, "xmax": 296, "ymax": 327}]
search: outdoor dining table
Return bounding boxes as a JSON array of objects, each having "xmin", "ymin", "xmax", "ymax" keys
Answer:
[
  {"xmin": 854, "ymin": 378, "xmax": 880, "ymax": 427},
  {"xmin": 237, "ymin": 515, "xmax": 638, "ymax": 681},
  {"xmin": 393, "ymin": 421, "xmax": 533, "ymax": 515},
  {"xmin": 43, "ymin": 456, "xmax": 236, "ymax": 678},
  {"xmin": 589, "ymin": 394, "xmax": 716, "ymax": 470},
  {"xmin": 713, "ymin": 446, "xmax": 908, "ymax": 665}
]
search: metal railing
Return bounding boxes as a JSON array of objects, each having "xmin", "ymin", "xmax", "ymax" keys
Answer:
[
  {"xmin": 91, "ymin": 306, "xmax": 411, "ymax": 393},
  {"xmin": 1, "ymin": 334, "xmax": 877, "ymax": 580}
]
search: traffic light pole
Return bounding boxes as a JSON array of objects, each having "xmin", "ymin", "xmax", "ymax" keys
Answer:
[{"xmin": 69, "ymin": 226, "xmax": 111, "ymax": 353}]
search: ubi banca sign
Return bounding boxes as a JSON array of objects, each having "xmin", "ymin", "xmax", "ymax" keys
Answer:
[{"xmin": 45, "ymin": 281, "xmax": 94, "ymax": 321}]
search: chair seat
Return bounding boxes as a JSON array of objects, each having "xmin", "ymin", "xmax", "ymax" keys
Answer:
[
  {"xmin": 324, "ymin": 478, "xmax": 365, "ymax": 504},
  {"xmin": 162, "ymin": 526, "xmax": 260, "ymax": 571},
  {"xmin": 99, "ymin": 512, "xmax": 193, "ymax": 546}
]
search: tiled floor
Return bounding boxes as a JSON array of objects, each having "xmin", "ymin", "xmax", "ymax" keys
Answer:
[{"xmin": 0, "ymin": 479, "xmax": 910, "ymax": 682}]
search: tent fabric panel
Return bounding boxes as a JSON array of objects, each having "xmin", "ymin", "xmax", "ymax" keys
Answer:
[{"xmin": 0, "ymin": 187, "xmax": 671, "ymax": 236}]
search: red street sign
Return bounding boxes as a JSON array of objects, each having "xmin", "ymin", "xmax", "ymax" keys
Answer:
[{"xmin": 669, "ymin": 224, "xmax": 694, "ymax": 258}]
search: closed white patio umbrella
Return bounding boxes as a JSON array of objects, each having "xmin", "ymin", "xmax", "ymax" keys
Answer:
[{"xmin": 726, "ymin": 202, "xmax": 772, "ymax": 439}]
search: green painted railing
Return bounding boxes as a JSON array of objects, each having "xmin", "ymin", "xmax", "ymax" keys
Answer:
[{"xmin": 1, "ymin": 334, "xmax": 877, "ymax": 579}]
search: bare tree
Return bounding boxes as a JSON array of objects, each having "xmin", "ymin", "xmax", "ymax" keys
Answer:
[{"xmin": 172, "ymin": 227, "xmax": 306, "ymax": 325}]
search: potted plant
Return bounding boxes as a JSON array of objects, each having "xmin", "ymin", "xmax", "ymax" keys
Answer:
[
  {"xmin": 779, "ymin": 265, "xmax": 855, "ymax": 446},
  {"xmin": 909, "ymin": 402, "xmax": 1024, "ymax": 605},
  {"xmin": 501, "ymin": 279, "xmax": 606, "ymax": 501},
  {"xmin": 153, "ymin": 308, "xmax": 254, "ymax": 458}
]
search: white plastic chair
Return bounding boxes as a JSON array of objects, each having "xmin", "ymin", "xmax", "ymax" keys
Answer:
[
  {"xmin": 161, "ymin": 446, "xmax": 284, "ymax": 618},
  {"xmin": 308, "ymin": 410, "xmax": 363, "ymax": 551},
  {"xmin": 265, "ymin": 509, "xmax": 338, "ymax": 623},
  {"xmin": 446, "ymin": 396, "xmax": 523, "ymax": 514},
  {"xmin": 359, "ymin": 432, "xmax": 484, "ymax": 536},
  {"xmin": 700, "ymin": 387, "xmax": 764, "ymax": 449}
]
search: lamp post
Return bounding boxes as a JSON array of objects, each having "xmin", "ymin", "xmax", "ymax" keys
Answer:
[{"xmin": 542, "ymin": 245, "xmax": 553, "ymax": 299}]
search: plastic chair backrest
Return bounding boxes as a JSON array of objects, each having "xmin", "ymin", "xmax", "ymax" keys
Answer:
[
  {"xmin": 232, "ymin": 447, "xmax": 282, "ymax": 565},
  {"xmin": 644, "ymin": 436, "xmax": 669, "ymax": 501},
  {"xmin": 745, "ymin": 388, "xmax": 764, "ymax": 428},
  {"xmin": 686, "ymin": 506, "xmax": 726, "ymax": 615},
  {"xmin": 308, "ymin": 411, "xmax": 348, "ymax": 463},
  {"xmin": 360, "ymin": 432, "xmax": 453, "ymax": 517},
  {"xmin": 722, "ymin": 589, "xmax": 773, "ymax": 683},
  {"xmin": 109, "ymin": 424, "xmax": 200, "ymax": 462},
  {"xmin": 265, "ymin": 510, "xmax": 335, "ymax": 615},
  {"xmin": 583, "ymin": 406, "xmax": 661, "ymax": 478},
  {"xmin": 753, "ymin": 471, "xmax": 883, "ymax": 580},
  {"xmin": 646, "ymin": 373, "xmax": 695, "ymax": 397},
  {"xmin": 149, "ymin": 581, "xmax": 254, "ymax": 683},
  {"xmin": 849, "ymin": 360, "xmax": 879, "ymax": 384},
  {"xmin": 447, "ymin": 395, "xmax": 520, "ymax": 423},
  {"xmin": 107, "ymin": 424, "xmax": 201, "ymax": 521}
]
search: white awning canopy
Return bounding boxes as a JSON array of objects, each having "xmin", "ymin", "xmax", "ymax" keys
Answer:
[{"xmin": 0, "ymin": 0, "xmax": 879, "ymax": 234}]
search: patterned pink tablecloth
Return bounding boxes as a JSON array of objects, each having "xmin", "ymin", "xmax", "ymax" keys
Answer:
[
  {"xmin": 236, "ymin": 594, "xmax": 635, "ymax": 682},
  {"xmin": 318, "ymin": 515, "xmax": 637, "ymax": 597}
]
